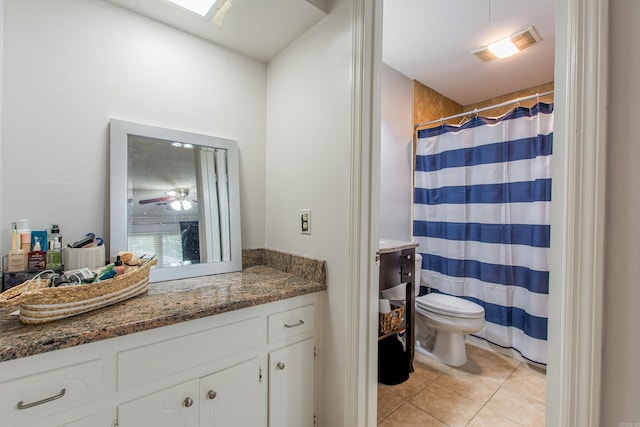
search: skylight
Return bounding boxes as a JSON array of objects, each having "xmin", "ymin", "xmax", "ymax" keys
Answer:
[{"xmin": 165, "ymin": 0, "xmax": 216, "ymax": 17}]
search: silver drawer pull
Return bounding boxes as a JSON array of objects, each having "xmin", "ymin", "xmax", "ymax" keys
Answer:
[
  {"xmin": 17, "ymin": 388, "xmax": 66, "ymax": 410},
  {"xmin": 183, "ymin": 396, "xmax": 194, "ymax": 408},
  {"xmin": 207, "ymin": 390, "xmax": 217, "ymax": 400},
  {"xmin": 284, "ymin": 320, "xmax": 304, "ymax": 328},
  {"xmin": 276, "ymin": 362, "xmax": 285, "ymax": 370}
]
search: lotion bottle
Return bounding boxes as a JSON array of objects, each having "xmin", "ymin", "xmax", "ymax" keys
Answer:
[{"xmin": 46, "ymin": 225, "xmax": 62, "ymax": 270}]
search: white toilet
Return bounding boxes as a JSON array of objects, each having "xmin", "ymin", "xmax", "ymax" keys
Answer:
[{"xmin": 413, "ymin": 258, "xmax": 486, "ymax": 367}]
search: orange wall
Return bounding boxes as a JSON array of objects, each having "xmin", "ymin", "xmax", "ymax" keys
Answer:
[
  {"xmin": 413, "ymin": 80, "xmax": 463, "ymax": 129},
  {"xmin": 463, "ymin": 82, "xmax": 554, "ymax": 117},
  {"xmin": 413, "ymin": 81, "xmax": 554, "ymax": 130}
]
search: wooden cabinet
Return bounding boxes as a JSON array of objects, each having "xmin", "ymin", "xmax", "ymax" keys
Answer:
[
  {"xmin": 378, "ymin": 247, "xmax": 415, "ymax": 373},
  {"xmin": 269, "ymin": 339, "xmax": 315, "ymax": 427}
]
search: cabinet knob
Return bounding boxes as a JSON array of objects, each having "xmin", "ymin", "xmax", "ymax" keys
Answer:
[
  {"xmin": 207, "ymin": 390, "xmax": 217, "ymax": 400},
  {"xmin": 183, "ymin": 396, "xmax": 194, "ymax": 408},
  {"xmin": 276, "ymin": 362, "xmax": 285, "ymax": 370}
]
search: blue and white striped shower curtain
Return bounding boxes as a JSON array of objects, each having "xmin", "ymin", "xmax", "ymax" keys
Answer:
[{"xmin": 413, "ymin": 103, "xmax": 553, "ymax": 364}]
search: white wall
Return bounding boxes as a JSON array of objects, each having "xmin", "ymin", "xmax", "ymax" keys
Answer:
[
  {"xmin": 265, "ymin": 0, "xmax": 353, "ymax": 424},
  {"xmin": 601, "ymin": 0, "xmax": 640, "ymax": 424},
  {"xmin": 0, "ymin": 0, "xmax": 266, "ymax": 253},
  {"xmin": 379, "ymin": 63, "xmax": 412, "ymax": 241}
]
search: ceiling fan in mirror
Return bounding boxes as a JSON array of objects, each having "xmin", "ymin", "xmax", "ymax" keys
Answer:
[{"xmin": 138, "ymin": 187, "xmax": 197, "ymax": 211}]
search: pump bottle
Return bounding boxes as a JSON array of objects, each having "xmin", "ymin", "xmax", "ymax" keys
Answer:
[{"xmin": 46, "ymin": 225, "xmax": 62, "ymax": 270}]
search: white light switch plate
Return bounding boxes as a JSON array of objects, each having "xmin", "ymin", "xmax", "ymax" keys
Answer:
[{"xmin": 301, "ymin": 209, "xmax": 311, "ymax": 234}]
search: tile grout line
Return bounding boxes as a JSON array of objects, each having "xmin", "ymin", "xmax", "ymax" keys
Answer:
[
  {"xmin": 379, "ymin": 374, "xmax": 437, "ymax": 424},
  {"xmin": 378, "ymin": 346, "xmax": 545, "ymax": 426},
  {"xmin": 465, "ymin": 363, "xmax": 526, "ymax": 427}
]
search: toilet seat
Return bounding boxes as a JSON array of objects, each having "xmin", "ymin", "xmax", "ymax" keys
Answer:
[{"xmin": 416, "ymin": 293, "xmax": 484, "ymax": 319}]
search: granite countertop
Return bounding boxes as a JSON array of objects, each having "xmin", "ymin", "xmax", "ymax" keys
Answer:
[
  {"xmin": 378, "ymin": 239, "xmax": 419, "ymax": 254},
  {"xmin": 0, "ymin": 249, "xmax": 327, "ymax": 362}
]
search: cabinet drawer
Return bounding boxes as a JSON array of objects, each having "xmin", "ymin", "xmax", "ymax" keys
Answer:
[
  {"xmin": 0, "ymin": 359, "xmax": 103, "ymax": 426},
  {"xmin": 268, "ymin": 304, "xmax": 314, "ymax": 343},
  {"xmin": 117, "ymin": 317, "xmax": 259, "ymax": 391}
]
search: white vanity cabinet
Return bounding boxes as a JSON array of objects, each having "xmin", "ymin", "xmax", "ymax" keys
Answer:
[
  {"xmin": 269, "ymin": 338, "xmax": 315, "ymax": 427},
  {"xmin": 118, "ymin": 358, "xmax": 264, "ymax": 427},
  {"xmin": 199, "ymin": 358, "xmax": 263, "ymax": 426},
  {"xmin": 266, "ymin": 304, "xmax": 317, "ymax": 427},
  {"xmin": 118, "ymin": 379, "xmax": 200, "ymax": 427},
  {"xmin": 0, "ymin": 293, "xmax": 320, "ymax": 427},
  {"xmin": 0, "ymin": 359, "xmax": 105, "ymax": 427},
  {"xmin": 118, "ymin": 357, "xmax": 264, "ymax": 427}
]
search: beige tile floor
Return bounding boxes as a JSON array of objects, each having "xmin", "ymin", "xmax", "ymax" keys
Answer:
[{"xmin": 377, "ymin": 344, "xmax": 546, "ymax": 426}]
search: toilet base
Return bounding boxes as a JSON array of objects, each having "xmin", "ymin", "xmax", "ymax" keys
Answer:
[
  {"xmin": 415, "ymin": 330, "xmax": 468, "ymax": 367},
  {"xmin": 432, "ymin": 330, "xmax": 468, "ymax": 367}
]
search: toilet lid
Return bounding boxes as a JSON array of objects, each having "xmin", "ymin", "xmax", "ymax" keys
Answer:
[{"xmin": 416, "ymin": 293, "xmax": 484, "ymax": 318}]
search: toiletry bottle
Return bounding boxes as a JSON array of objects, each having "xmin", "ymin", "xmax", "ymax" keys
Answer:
[
  {"xmin": 114, "ymin": 256, "xmax": 125, "ymax": 275},
  {"xmin": 16, "ymin": 220, "xmax": 31, "ymax": 268},
  {"xmin": 7, "ymin": 228, "xmax": 26, "ymax": 272},
  {"xmin": 28, "ymin": 237, "xmax": 46, "ymax": 270},
  {"xmin": 46, "ymin": 224, "xmax": 62, "ymax": 270}
]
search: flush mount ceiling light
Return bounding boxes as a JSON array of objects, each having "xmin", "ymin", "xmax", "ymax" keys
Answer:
[
  {"xmin": 472, "ymin": 26, "xmax": 542, "ymax": 62},
  {"xmin": 165, "ymin": 0, "xmax": 232, "ymax": 25}
]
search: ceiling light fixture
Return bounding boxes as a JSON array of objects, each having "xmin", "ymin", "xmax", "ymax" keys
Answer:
[
  {"xmin": 472, "ymin": 26, "xmax": 542, "ymax": 62},
  {"xmin": 171, "ymin": 199, "xmax": 193, "ymax": 211}
]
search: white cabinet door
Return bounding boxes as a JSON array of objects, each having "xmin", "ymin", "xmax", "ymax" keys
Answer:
[
  {"xmin": 118, "ymin": 379, "xmax": 199, "ymax": 427},
  {"xmin": 60, "ymin": 413, "xmax": 103, "ymax": 427},
  {"xmin": 199, "ymin": 358, "xmax": 265, "ymax": 427},
  {"xmin": 269, "ymin": 338, "xmax": 315, "ymax": 427}
]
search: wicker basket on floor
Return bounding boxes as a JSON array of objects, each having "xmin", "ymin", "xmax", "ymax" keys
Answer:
[
  {"xmin": 0, "ymin": 260, "xmax": 157, "ymax": 324},
  {"xmin": 379, "ymin": 305, "xmax": 404, "ymax": 335}
]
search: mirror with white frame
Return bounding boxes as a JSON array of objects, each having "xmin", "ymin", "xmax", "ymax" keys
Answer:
[{"xmin": 110, "ymin": 120, "xmax": 242, "ymax": 282}]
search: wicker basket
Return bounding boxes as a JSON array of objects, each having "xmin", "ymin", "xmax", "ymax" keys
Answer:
[
  {"xmin": 0, "ymin": 260, "xmax": 157, "ymax": 324},
  {"xmin": 379, "ymin": 305, "xmax": 404, "ymax": 335}
]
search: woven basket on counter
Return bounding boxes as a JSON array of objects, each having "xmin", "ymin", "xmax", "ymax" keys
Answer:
[
  {"xmin": 379, "ymin": 305, "xmax": 404, "ymax": 335},
  {"xmin": 0, "ymin": 260, "xmax": 157, "ymax": 324}
]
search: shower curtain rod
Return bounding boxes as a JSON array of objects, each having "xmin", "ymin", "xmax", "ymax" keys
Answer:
[{"xmin": 414, "ymin": 90, "xmax": 554, "ymax": 129}]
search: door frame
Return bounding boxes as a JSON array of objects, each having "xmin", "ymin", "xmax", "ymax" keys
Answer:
[{"xmin": 345, "ymin": 0, "xmax": 609, "ymax": 425}]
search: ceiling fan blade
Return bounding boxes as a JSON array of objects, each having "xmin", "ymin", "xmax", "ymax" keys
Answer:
[{"xmin": 139, "ymin": 196, "xmax": 172, "ymax": 204}]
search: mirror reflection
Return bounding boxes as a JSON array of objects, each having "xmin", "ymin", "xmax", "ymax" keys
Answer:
[
  {"xmin": 110, "ymin": 120, "xmax": 242, "ymax": 282},
  {"xmin": 127, "ymin": 135, "xmax": 231, "ymax": 267}
]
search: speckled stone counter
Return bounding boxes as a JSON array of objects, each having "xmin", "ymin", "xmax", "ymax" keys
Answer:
[
  {"xmin": 378, "ymin": 239, "xmax": 419, "ymax": 254},
  {"xmin": 0, "ymin": 250, "xmax": 327, "ymax": 362}
]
